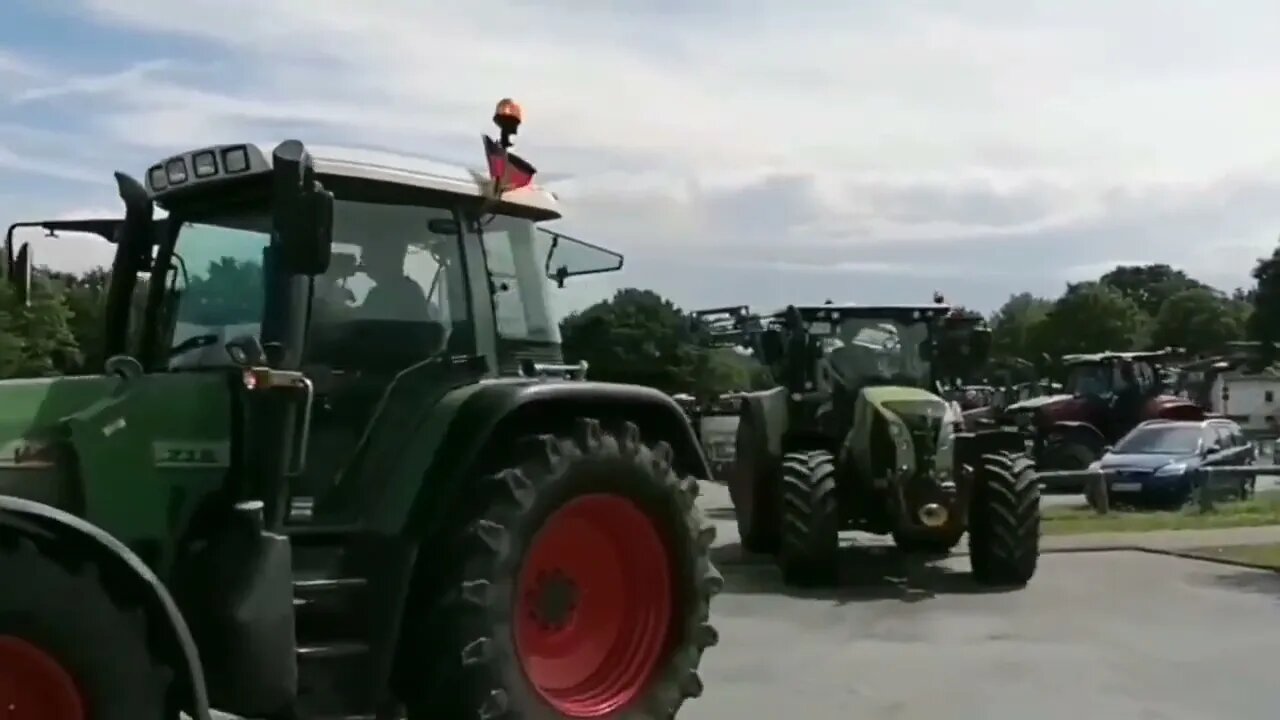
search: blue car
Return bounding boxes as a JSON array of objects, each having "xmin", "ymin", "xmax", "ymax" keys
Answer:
[{"xmin": 1092, "ymin": 419, "xmax": 1256, "ymax": 507}]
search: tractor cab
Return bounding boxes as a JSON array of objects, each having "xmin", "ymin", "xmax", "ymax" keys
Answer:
[{"xmin": 758, "ymin": 304, "xmax": 950, "ymax": 396}]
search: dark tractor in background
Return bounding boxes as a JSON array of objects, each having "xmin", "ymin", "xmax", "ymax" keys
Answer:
[
  {"xmin": 1005, "ymin": 350, "xmax": 1203, "ymax": 490},
  {"xmin": 703, "ymin": 303, "xmax": 1039, "ymax": 588},
  {"xmin": 0, "ymin": 101, "xmax": 720, "ymax": 720}
]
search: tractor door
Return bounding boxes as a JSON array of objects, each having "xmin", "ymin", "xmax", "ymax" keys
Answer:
[{"xmin": 291, "ymin": 200, "xmax": 480, "ymax": 522}]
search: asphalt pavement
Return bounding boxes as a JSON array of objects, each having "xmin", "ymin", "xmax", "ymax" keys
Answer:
[{"xmin": 688, "ymin": 481, "xmax": 1280, "ymax": 720}]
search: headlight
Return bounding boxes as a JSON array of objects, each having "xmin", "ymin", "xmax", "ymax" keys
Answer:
[{"xmin": 1155, "ymin": 463, "xmax": 1187, "ymax": 476}]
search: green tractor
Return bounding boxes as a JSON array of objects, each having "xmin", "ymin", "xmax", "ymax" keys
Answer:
[
  {"xmin": 725, "ymin": 303, "xmax": 1040, "ymax": 587},
  {"xmin": 0, "ymin": 101, "xmax": 721, "ymax": 720}
]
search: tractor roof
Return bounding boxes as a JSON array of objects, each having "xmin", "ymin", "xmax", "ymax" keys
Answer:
[
  {"xmin": 767, "ymin": 303, "xmax": 951, "ymax": 321},
  {"xmin": 1062, "ymin": 350, "xmax": 1177, "ymax": 365},
  {"xmin": 143, "ymin": 142, "xmax": 563, "ymax": 220}
]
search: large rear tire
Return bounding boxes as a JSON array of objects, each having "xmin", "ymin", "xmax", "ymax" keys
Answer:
[
  {"xmin": 403, "ymin": 418, "xmax": 722, "ymax": 719},
  {"xmin": 777, "ymin": 450, "xmax": 840, "ymax": 587},
  {"xmin": 0, "ymin": 534, "xmax": 173, "ymax": 720},
  {"xmin": 968, "ymin": 452, "xmax": 1040, "ymax": 585}
]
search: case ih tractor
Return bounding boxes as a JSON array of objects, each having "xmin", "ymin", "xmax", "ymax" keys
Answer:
[
  {"xmin": 1006, "ymin": 350, "xmax": 1203, "ymax": 478},
  {"xmin": 0, "ymin": 101, "xmax": 720, "ymax": 720},
  {"xmin": 722, "ymin": 303, "xmax": 1039, "ymax": 588}
]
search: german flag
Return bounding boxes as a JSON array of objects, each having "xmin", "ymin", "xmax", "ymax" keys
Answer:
[{"xmin": 483, "ymin": 135, "xmax": 537, "ymax": 192}]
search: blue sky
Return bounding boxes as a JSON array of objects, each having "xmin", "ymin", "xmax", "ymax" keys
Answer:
[{"xmin": 3, "ymin": 0, "xmax": 1280, "ymax": 314}]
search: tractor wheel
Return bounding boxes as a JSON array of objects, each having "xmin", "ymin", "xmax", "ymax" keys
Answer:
[
  {"xmin": 968, "ymin": 452, "xmax": 1040, "ymax": 585},
  {"xmin": 777, "ymin": 450, "xmax": 840, "ymax": 587},
  {"xmin": 0, "ymin": 534, "xmax": 173, "ymax": 720},
  {"xmin": 730, "ymin": 414, "xmax": 780, "ymax": 554},
  {"xmin": 404, "ymin": 418, "xmax": 722, "ymax": 719},
  {"xmin": 892, "ymin": 528, "xmax": 964, "ymax": 556}
]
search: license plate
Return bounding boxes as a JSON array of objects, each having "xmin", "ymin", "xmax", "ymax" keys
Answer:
[{"xmin": 1111, "ymin": 482, "xmax": 1143, "ymax": 492}]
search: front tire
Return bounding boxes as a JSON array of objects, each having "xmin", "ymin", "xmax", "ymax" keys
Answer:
[
  {"xmin": 777, "ymin": 450, "xmax": 840, "ymax": 587},
  {"xmin": 0, "ymin": 534, "xmax": 173, "ymax": 720},
  {"xmin": 731, "ymin": 415, "xmax": 780, "ymax": 554},
  {"xmin": 968, "ymin": 452, "xmax": 1040, "ymax": 585},
  {"xmin": 403, "ymin": 418, "xmax": 722, "ymax": 719}
]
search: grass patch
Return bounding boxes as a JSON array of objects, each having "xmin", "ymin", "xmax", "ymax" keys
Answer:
[
  {"xmin": 1042, "ymin": 490, "xmax": 1280, "ymax": 535},
  {"xmin": 1180, "ymin": 543, "xmax": 1280, "ymax": 569}
]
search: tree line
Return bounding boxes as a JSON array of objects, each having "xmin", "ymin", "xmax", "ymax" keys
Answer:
[{"xmin": 3, "ymin": 249, "xmax": 1278, "ymax": 397}]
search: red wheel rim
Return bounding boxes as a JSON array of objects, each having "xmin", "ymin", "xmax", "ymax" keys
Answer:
[
  {"xmin": 515, "ymin": 493, "xmax": 675, "ymax": 717},
  {"xmin": 0, "ymin": 636, "xmax": 85, "ymax": 720}
]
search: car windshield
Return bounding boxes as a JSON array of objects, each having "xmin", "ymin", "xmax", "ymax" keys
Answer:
[
  {"xmin": 821, "ymin": 317, "xmax": 931, "ymax": 387},
  {"xmin": 1113, "ymin": 425, "xmax": 1202, "ymax": 455}
]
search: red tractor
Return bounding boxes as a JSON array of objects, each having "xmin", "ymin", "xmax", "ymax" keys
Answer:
[{"xmin": 1008, "ymin": 351, "xmax": 1203, "ymax": 479}]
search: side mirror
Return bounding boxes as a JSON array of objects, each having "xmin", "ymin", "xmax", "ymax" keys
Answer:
[
  {"xmin": 272, "ymin": 140, "xmax": 333, "ymax": 276},
  {"xmin": 760, "ymin": 329, "xmax": 784, "ymax": 364},
  {"xmin": 1203, "ymin": 443, "xmax": 1220, "ymax": 457},
  {"xmin": 1101, "ymin": 445, "xmax": 1113, "ymax": 455}
]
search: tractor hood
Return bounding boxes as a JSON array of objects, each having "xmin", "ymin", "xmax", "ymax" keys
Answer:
[
  {"xmin": 852, "ymin": 384, "xmax": 956, "ymax": 482},
  {"xmin": 860, "ymin": 384, "xmax": 948, "ymax": 413},
  {"xmin": 0, "ymin": 375, "xmax": 119, "ymax": 504}
]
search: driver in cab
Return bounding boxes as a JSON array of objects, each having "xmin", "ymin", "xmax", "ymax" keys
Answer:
[{"xmin": 355, "ymin": 240, "xmax": 434, "ymax": 321}]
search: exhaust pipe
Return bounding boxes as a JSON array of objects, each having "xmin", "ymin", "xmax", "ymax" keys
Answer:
[{"xmin": 918, "ymin": 503, "xmax": 949, "ymax": 528}]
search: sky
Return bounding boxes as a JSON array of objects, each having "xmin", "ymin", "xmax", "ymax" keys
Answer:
[{"xmin": 2, "ymin": 0, "xmax": 1279, "ymax": 315}]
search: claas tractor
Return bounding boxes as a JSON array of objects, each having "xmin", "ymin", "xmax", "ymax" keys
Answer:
[
  {"xmin": 726, "ymin": 303, "xmax": 1039, "ymax": 587},
  {"xmin": 1006, "ymin": 350, "xmax": 1203, "ymax": 482},
  {"xmin": 0, "ymin": 101, "xmax": 720, "ymax": 720}
]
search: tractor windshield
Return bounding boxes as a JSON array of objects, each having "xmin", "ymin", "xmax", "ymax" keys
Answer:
[
  {"xmin": 468, "ymin": 214, "xmax": 561, "ymax": 344},
  {"xmin": 165, "ymin": 213, "xmax": 270, "ymax": 368},
  {"xmin": 822, "ymin": 317, "xmax": 932, "ymax": 388},
  {"xmin": 1066, "ymin": 363, "xmax": 1113, "ymax": 398}
]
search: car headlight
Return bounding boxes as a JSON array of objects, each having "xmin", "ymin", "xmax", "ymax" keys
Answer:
[{"xmin": 1155, "ymin": 463, "xmax": 1187, "ymax": 476}]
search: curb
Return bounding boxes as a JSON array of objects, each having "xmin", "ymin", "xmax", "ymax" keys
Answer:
[{"xmin": 1040, "ymin": 544, "xmax": 1280, "ymax": 572}]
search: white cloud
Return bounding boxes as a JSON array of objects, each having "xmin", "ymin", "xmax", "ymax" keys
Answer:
[{"xmin": 3, "ymin": 0, "xmax": 1279, "ymax": 312}]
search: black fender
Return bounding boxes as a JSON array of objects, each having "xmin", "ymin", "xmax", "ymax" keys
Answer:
[
  {"xmin": 408, "ymin": 379, "xmax": 712, "ymax": 537},
  {"xmin": 1046, "ymin": 420, "xmax": 1106, "ymax": 449},
  {"xmin": 0, "ymin": 497, "xmax": 210, "ymax": 720},
  {"xmin": 367, "ymin": 380, "xmax": 711, "ymax": 708},
  {"xmin": 738, "ymin": 386, "xmax": 789, "ymax": 467},
  {"xmin": 956, "ymin": 427, "xmax": 1027, "ymax": 469}
]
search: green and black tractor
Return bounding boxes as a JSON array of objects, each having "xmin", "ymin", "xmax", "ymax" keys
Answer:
[
  {"xmin": 0, "ymin": 100, "xmax": 720, "ymax": 720},
  {"xmin": 721, "ymin": 303, "xmax": 1040, "ymax": 587}
]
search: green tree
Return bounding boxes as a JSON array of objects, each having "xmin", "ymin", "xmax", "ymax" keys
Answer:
[
  {"xmin": 560, "ymin": 288, "xmax": 701, "ymax": 392},
  {"xmin": 989, "ymin": 292, "xmax": 1052, "ymax": 360},
  {"xmin": 1151, "ymin": 287, "xmax": 1248, "ymax": 354},
  {"xmin": 0, "ymin": 276, "xmax": 81, "ymax": 378},
  {"xmin": 43, "ymin": 267, "xmax": 110, "ymax": 373},
  {"xmin": 1099, "ymin": 264, "xmax": 1204, "ymax": 318},
  {"xmin": 1249, "ymin": 246, "xmax": 1280, "ymax": 364},
  {"xmin": 1034, "ymin": 282, "xmax": 1148, "ymax": 357}
]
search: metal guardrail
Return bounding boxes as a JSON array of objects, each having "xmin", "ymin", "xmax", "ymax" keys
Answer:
[{"xmin": 1035, "ymin": 444, "xmax": 1274, "ymax": 514}]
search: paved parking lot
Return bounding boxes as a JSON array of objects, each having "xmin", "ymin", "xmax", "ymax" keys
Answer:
[{"xmin": 689, "ymin": 483, "xmax": 1280, "ymax": 720}]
